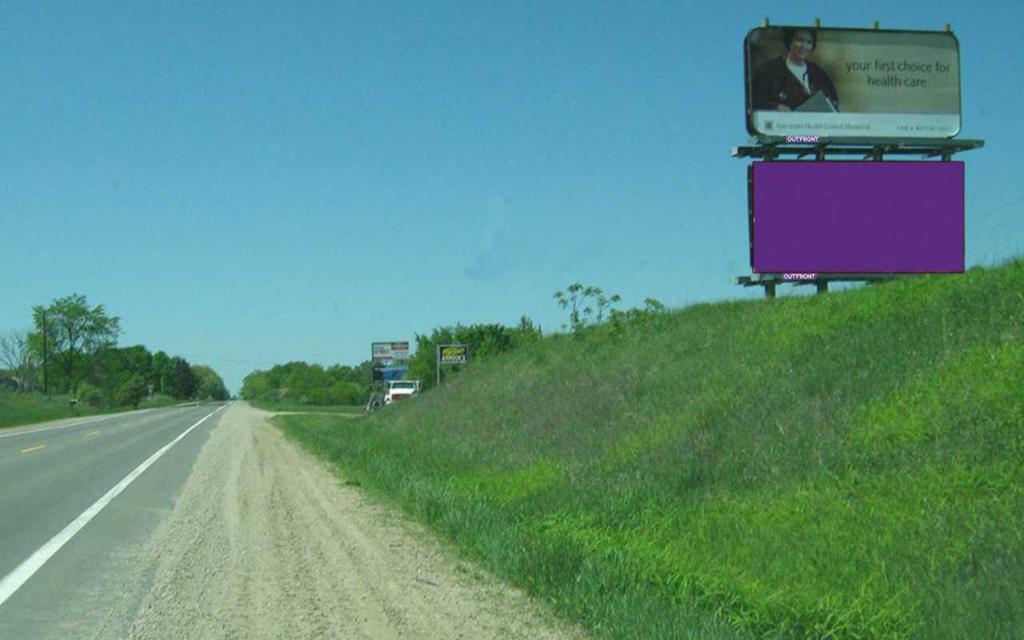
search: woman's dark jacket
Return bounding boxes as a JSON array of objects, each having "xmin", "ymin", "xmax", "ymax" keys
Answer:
[{"xmin": 751, "ymin": 57, "xmax": 839, "ymax": 111}]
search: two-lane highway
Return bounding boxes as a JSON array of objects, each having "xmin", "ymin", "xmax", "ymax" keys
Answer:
[
  {"xmin": 0, "ymin": 403, "xmax": 227, "ymax": 638},
  {"xmin": 0, "ymin": 403, "xmax": 588, "ymax": 639}
]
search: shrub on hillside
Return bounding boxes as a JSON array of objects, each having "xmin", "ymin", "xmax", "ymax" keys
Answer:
[
  {"xmin": 75, "ymin": 382, "xmax": 105, "ymax": 408},
  {"xmin": 117, "ymin": 373, "xmax": 148, "ymax": 409}
]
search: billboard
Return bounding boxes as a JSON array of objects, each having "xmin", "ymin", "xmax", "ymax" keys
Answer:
[
  {"xmin": 372, "ymin": 341, "xmax": 410, "ymax": 383},
  {"xmin": 745, "ymin": 26, "xmax": 961, "ymax": 138},
  {"xmin": 749, "ymin": 161, "xmax": 964, "ymax": 273},
  {"xmin": 371, "ymin": 341, "xmax": 410, "ymax": 365},
  {"xmin": 438, "ymin": 344, "xmax": 468, "ymax": 365}
]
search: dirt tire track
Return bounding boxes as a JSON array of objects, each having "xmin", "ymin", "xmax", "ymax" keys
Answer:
[{"xmin": 127, "ymin": 402, "xmax": 585, "ymax": 640}]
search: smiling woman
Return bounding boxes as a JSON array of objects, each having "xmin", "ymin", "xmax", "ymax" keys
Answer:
[{"xmin": 751, "ymin": 27, "xmax": 839, "ymax": 112}]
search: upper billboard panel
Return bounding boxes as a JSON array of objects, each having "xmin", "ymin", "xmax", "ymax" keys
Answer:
[
  {"xmin": 745, "ymin": 26, "xmax": 961, "ymax": 138},
  {"xmin": 371, "ymin": 341, "xmax": 410, "ymax": 364}
]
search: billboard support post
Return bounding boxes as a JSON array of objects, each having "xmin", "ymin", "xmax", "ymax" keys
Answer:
[{"xmin": 436, "ymin": 344, "xmax": 470, "ymax": 386}]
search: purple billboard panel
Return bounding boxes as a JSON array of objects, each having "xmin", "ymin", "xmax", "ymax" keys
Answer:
[{"xmin": 750, "ymin": 161, "xmax": 964, "ymax": 273}]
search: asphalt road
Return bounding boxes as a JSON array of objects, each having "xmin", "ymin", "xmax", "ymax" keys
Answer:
[{"xmin": 0, "ymin": 403, "xmax": 227, "ymax": 638}]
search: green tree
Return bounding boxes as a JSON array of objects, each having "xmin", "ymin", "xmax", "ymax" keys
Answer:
[
  {"xmin": 242, "ymin": 369, "xmax": 272, "ymax": 400},
  {"xmin": 553, "ymin": 283, "xmax": 620, "ymax": 333},
  {"xmin": 408, "ymin": 327, "xmax": 456, "ymax": 388},
  {"xmin": 242, "ymin": 361, "xmax": 371, "ymax": 405},
  {"xmin": 192, "ymin": 364, "xmax": 229, "ymax": 401},
  {"xmin": 30, "ymin": 294, "xmax": 121, "ymax": 394},
  {"xmin": 284, "ymin": 362, "xmax": 330, "ymax": 402},
  {"xmin": 0, "ymin": 330, "xmax": 39, "ymax": 390},
  {"xmin": 90, "ymin": 345, "xmax": 153, "ymax": 404},
  {"xmin": 151, "ymin": 351, "xmax": 172, "ymax": 394},
  {"xmin": 169, "ymin": 356, "xmax": 198, "ymax": 399},
  {"xmin": 511, "ymin": 315, "xmax": 543, "ymax": 348},
  {"xmin": 408, "ymin": 322, "xmax": 522, "ymax": 389},
  {"xmin": 117, "ymin": 373, "xmax": 148, "ymax": 409}
]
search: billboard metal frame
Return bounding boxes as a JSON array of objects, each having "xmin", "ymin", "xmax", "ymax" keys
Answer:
[
  {"xmin": 732, "ymin": 272, "xmax": 901, "ymax": 298},
  {"xmin": 733, "ymin": 137, "xmax": 983, "ymax": 161},
  {"xmin": 732, "ymin": 134, "xmax": 983, "ymax": 298}
]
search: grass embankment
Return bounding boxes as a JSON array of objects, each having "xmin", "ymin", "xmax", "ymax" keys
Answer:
[
  {"xmin": 275, "ymin": 259, "xmax": 1024, "ymax": 640},
  {"xmin": 248, "ymin": 398, "xmax": 363, "ymax": 414},
  {"xmin": 0, "ymin": 391, "xmax": 179, "ymax": 429}
]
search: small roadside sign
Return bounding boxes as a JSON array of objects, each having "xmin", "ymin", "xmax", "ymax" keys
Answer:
[
  {"xmin": 438, "ymin": 344, "xmax": 468, "ymax": 365},
  {"xmin": 436, "ymin": 343, "xmax": 470, "ymax": 385}
]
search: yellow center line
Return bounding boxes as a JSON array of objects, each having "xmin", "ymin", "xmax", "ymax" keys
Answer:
[{"xmin": 20, "ymin": 444, "xmax": 46, "ymax": 454}]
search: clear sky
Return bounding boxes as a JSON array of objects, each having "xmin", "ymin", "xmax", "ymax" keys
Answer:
[{"xmin": 3, "ymin": 1, "xmax": 1022, "ymax": 393}]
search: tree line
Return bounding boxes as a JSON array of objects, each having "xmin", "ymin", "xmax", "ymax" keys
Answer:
[
  {"xmin": 0, "ymin": 294, "xmax": 228, "ymax": 407},
  {"xmin": 239, "ymin": 284, "xmax": 656, "ymax": 406},
  {"xmin": 241, "ymin": 361, "xmax": 373, "ymax": 405},
  {"xmin": 240, "ymin": 317, "xmax": 544, "ymax": 407},
  {"xmin": 408, "ymin": 284, "xmax": 658, "ymax": 390},
  {"xmin": 407, "ymin": 317, "xmax": 543, "ymax": 389}
]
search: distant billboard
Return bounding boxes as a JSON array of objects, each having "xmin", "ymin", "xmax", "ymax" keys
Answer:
[
  {"xmin": 371, "ymin": 341, "xmax": 410, "ymax": 365},
  {"xmin": 749, "ymin": 161, "xmax": 964, "ymax": 273},
  {"xmin": 745, "ymin": 26, "xmax": 961, "ymax": 138},
  {"xmin": 371, "ymin": 341, "xmax": 410, "ymax": 384}
]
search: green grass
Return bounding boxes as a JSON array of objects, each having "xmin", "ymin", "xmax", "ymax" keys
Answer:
[
  {"xmin": 273, "ymin": 258, "xmax": 1024, "ymax": 639},
  {"xmin": 247, "ymin": 398, "xmax": 364, "ymax": 414},
  {"xmin": 0, "ymin": 391, "xmax": 179, "ymax": 429}
]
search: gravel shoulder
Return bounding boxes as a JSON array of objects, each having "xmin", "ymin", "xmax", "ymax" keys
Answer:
[{"xmin": 127, "ymin": 402, "xmax": 585, "ymax": 640}]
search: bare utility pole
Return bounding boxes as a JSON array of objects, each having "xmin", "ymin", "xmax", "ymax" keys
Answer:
[{"xmin": 41, "ymin": 309, "xmax": 49, "ymax": 396}]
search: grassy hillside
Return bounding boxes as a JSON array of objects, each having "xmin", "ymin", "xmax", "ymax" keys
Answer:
[
  {"xmin": 275, "ymin": 258, "xmax": 1024, "ymax": 640},
  {"xmin": 0, "ymin": 391, "xmax": 178, "ymax": 429}
]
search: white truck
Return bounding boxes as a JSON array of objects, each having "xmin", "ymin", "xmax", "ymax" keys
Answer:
[
  {"xmin": 366, "ymin": 379, "xmax": 421, "ymax": 412},
  {"xmin": 384, "ymin": 380, "xmax": 420, "ymax": 404}
]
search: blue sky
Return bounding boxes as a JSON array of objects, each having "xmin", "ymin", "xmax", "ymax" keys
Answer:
[{"xmin": 3, "ymin": 1, "xmax": 1022, "ymax": 393}]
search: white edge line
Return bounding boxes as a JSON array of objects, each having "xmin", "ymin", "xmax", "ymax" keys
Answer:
[{"xmin": 0, "ymin": 405, "xmax": 226, "ymax": 608}]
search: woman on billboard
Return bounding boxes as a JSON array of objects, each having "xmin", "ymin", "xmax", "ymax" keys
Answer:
[{"xmin": 752, "ymin": 28, "xmax": 839, "ymax": 112}]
